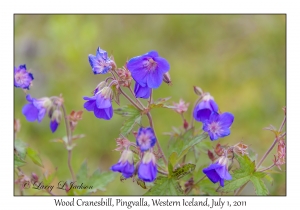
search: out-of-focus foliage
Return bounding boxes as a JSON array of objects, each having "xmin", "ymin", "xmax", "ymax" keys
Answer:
[{"xmin": 14, "ymin": 15, "xmax": 285, "ymax": 195}]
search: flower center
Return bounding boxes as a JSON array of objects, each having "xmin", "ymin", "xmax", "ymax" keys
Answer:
[
  {"xmin": 208, "ymin": 121, "xmax": 220, "ymax": 133},
  {"xmin": 15, "ymin": 71, "xmax": 26, "ymax": 85},
  {"xmin": 144, "ymin": 58, "xmax": 157, "ymax": 71},
  {"xmin": 137, "ymin": 133, "xmax": 151, "ymax": 148}
]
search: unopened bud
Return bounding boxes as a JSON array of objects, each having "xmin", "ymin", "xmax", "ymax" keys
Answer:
[
  {"xmin": 193, "ymin": 86, "xmax": 203, "ymax": 96},
  {"xmin": 163, "ymin": 72, "xmax": 172, "ymax": 85},
  {"xmin": 207, "ymin": 150, "xmax": 215, "ymax": 161},
  {"xmin": 183, "ymin": 119, "xmax": 189, "ymax": 130},
  {"xmin": 31, "ymin": 172, "xmax": 39, "ymax": 183},
  {"xmin": 51, "ymin": 109, "xmax": 62, "ymax": 123}
]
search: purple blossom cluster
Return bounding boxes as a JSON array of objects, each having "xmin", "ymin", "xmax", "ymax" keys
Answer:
[{"xmin": 111, "ymin": 127, "xmax": 158, "ymax": 182}]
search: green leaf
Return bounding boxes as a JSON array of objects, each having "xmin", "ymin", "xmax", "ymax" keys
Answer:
[
  {"xmin": 150, "ymin": 97, "xmax": 175, "ymax": 109},
  {"xmin": 14, "ymin": 153, "xmax": 26, "ymax": 167},
  {"xmin": 87, "ymin": 170, "xmax": 117, "ymax": 193},
  {"xmin": 114, "ymin": 105, "xmax": 140, "ymax": 117},
  {"xmin": 120, "ymin": 115, "xmax": 141, "ymax": 136},
  {"xmin": 15, "ymin": 139, "xmax": 27, "ymax": 160},
  {"xmin": 219, "ymin": 154, "xmax": 255, "ymax": 193},
  {"xmin": 169, "ymin": 133, "xmax": 208, "ymax": 165},
  {"xmin": 264, "ymin": 174, "xmax": 274, "ymax": 185},
  {"xmin": 26, "ymin": 147, "xmax": 44, "ymax": 168},
  {"xmin": 250, "ymin": 174, "xmax": 269, "ymax": 195},
  {"xmin": 172, "ymin": 163, "xmax": 196, "ymax": 180},
  {"xmin": 197, "ymin": 178, "xmax": 219, "ymax": 195},
  {"xmin": 77, "ymin": 161, "xmax": 88, "ymax": 184},
  {"xmin": 43, "ymin": 169, "xmax": 57, "ymax": 186},
  {"xmin": 144, "ymin": 176, "xmax": 183, "ymax": 195}
]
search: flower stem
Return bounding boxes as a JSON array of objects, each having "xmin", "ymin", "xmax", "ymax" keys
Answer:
[
  {"xmin": 128, "ymin": 86, "xmax": 146, "ymax": 109},
  {"xmin": 256, "ymin": 116, "xmax": 286, "ymax": 169},
  {"xmin": 190, "ymin": 95, "xmax": 203, "ymax": 129},
  {"xmin": 235, "ymin": 116, "xmax": 286, "ymax": 195},
  {"xmin": 185, "ymin": 175, "xmax": 207, "ymax": 195},
  {"xmin": 258, "ymin": 163, "xmax": 275, "ymax": 172},
  {"xmin": 146, "ymin": 112, "xmax": 168, "ymax": 166},
  {"xmin": 61, "ymin": 104, "xmax": 76, "ymax": 182},
  {"xmin": 119, "ymin": 87, "xmax": 143, "ymax": 111}
]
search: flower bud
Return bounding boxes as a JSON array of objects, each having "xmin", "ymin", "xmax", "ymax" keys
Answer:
[
  {"xmin": 163, "ymin": 72, "xmax": 172, "ymax": 85},
  {"xmin": 193, "ymin": 86, "xmax": 203, "ymax": 96},
  {"xmin": 31, "ymin": 172, "xmax": 39, "ymax": 183}
]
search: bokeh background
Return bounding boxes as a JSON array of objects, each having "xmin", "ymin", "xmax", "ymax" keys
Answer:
[{"xmin": 14, "ymin": 15, "xmax": 286, "ymax": 195}]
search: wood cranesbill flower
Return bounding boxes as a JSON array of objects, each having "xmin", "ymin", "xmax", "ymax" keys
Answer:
[
  {"xmin": 136, "ymin": 127, "xmax": 156, "ymax": 152},
  {"xmin": 49, "ymin": 109, "xmax": 62, "ymax": 133},
  {"xmin": 111, "ymin": 150, "xmax": 134, "ymax": 178},
  {"xmin": 134, "ymin": 82, "xmax": 151, "ymax": 99},
  {"xmin": 14, "ymin": 64, "xmax": 34, "ymax": 90},
  {"xmin": 203, "ymin": 112, "xmax": 234, "ymax": 141},
  {"xmin": 22, "ymin": 95, "xmax": 52, "ymax": 123},
  {"xmin": 127, "ymin": 51, "xmax": 170, "ymax": 89},
  {"xmin": 203, "ymin": 156, "xmax": 232, "ymax": 187},
  {"xmin": 138, "ymin": 151, "xmax": 157, "ymax": 182},
  {"xmin": 193, "ymin": 94, "xmax": 219, "ymax": 123},
  {"xmin": 83, "ymin": 87, "xmax": 113, "ymax": 120},
  {"xmin": 88, "ymin": 47, "xmax": 113, "ymax": 74}
]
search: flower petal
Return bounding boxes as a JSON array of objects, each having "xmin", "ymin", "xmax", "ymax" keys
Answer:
[
  {"xmin": 83, "ymin": 100, "xmax": 96, "ymax": 111},
  {"xmin": 104, "ymin": 106, "xmax": 113, "ymax": 120},
  {"xmin": 155, "ymin": 57, "xmax": 170, "ymax": 74},
  {"xmin": 22, "ymin": 103, "xmax": 38, "ymax": 122},
  {"xmin": 147, "ymin": 69, "xmax": 163, "ymax": 88},
  {"xmin": 50, "ymin": 120, "xmax": 59, "ymax": 133},
  {"xmin": 138, "ymin": 162, "xmax": 157, "ymax": 182},
  {"xmin": 134, "ymin": 83, "xmax": 151, "ymax": 99},
  {"xmin": 219, "ymin": 112, "xmax": 234, "ymax": 128},
  {"xmin": 93, "ymin": 107, "xmax": 107, "ymax": 119},
  {"xmin": 96, "ymin": 95, "xmax": 111, "ymax": 109}
]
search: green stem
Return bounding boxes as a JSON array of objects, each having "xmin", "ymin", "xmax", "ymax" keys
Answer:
[
  {"xmin": 119, "ymin": 87, "xmax": 143, "ymax": 111},
  {"xmin": 146, "ymin": 112, "xmax": 168, "ymax": 166},
  {"xmin": 61, "ymin": 104, "xmax": 76, "ymax": 182},
  {"xmin": 128, "ymin": 86, "xmax": 146, "ymax": 109}
]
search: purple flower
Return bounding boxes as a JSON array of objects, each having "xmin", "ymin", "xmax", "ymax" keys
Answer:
[
  {"xmin": 138, "ymin": 152, "xmax": 157, "ymax": 182},
  {"xmin": 14, "ymin": 64, "xmax": 34, "ymax": 89},
  {"xmin": 193, "ymin": 94, "xmax": 219, "ymax": 123},
  {"xmin": 22, "ymin": 95, "xmax": 52, "ymax": 123},
  {"xmin": 203, "ymin": 157, "xmax": 232, "ymax": 187},
  {"xmin": 111, "ymin": 150, "xmax": 134, "ymax": 178},
  {"xmin": 88, "ymin": 47, "xmax": 113, "ymax": 74},
  {"xmin": 136, "ymin": 127, "xmax": 156, "ymax": 152},
  {"xmin": 127, "ymin": 51, "xmax": 170, "ymax": 88},
  {"xmin": 134, "ymin": 82, "xmax": 151, "ymax": 99},
  {"xmin": 203, "ymin": 112, "xmax": 234, "ymax": 141},
  {"xmin": 49, "ymin": 110, "xmax": 61, "ymax": 133},
  {"xmin": 83, "ymin": 87, "xmax": 113, "ymax": 120}
]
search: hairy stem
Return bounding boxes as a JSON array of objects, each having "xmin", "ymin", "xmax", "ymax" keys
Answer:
[
  {"xmin": 235, "ymin": 116, "xmax": 286, "ymax": 195},
  {"xmin": 256, "ymin": 116, "xmax": 286, "ymax": 169},
  {"xmin": 146, "ymin": 112, "xmax": 168, "ymax": 166},
  {"xmin": 128, "ymin": 86, "xmax": 146, "ymax": 109},
  {"xmin": 258, "ymin": 163, "xmax": 275, "ymax": 172},
  {"xmin": 119, "ymin": 87, "xmax": 143, "ymax": 111},
  {"xmin": 190, "ymin": 95, "xmax": 203, "ymax": 129},
  {"xmin": 185, "ymin": 175, "xmax": 207, "ymax": 195},
  {"xmin": 61, "ymin": 104, "xmax": 76, "ymax": 182},
  {"xmin": 157, "ymin": 169, "xmax": 169, "ymax": 175}
]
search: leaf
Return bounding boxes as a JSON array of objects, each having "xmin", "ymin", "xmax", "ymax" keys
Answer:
[
  {"xmin": 144, "ymin": 176, "xmax": 183, "ymax": 195},
  {"xmin": 72, "ymin": 134, "xmax": 85, "ymax": 141},
  {"xmin": 114, "ymin": 105, "xmax": 140, "ymax": 117},
  {"xmin": 76, "ymin": 161, "xmax": 88, "ymax": 184},
  {"xmin": 120, "ymin": 115, "xmax": 141, "ymax": 136},
  {"xmin": 197, "ymin": 179, "xmax": 219, "ymax": 195},
  {"xmin": 14, "ymin": 153, "xmax": 26, "ymax": 167},
  {"xmin": 172, "ymin": 163, "xmax": 196, "ymax": 180},
  {"xmin": 26, "ymin": 147, "xmax": 44, "ymax": 168},
  {"xmin": 264, "ymin": 174, "xmax": 274, "ymax": 185},
  {"xmin": 219, "ymin": 154, "xmax": 255, "ymax": 193},
  {"xmin": 250, "ymin": 174, "xmax": 269, "ymax": 195},
  {"xmin": 87, "ymin": 170, "xmax": 117, "ymax": 193},
  {"xmin": 43, "ymin": 169, "xmax": 57, "ymax": 186},
  {"xmin": 150, "ymin": 97, "xmax": 175, "ymax": 109},
  {"xmin": 169, "ymin": 133, "xmax": 208, "ymax": 165},
  {"xmin": 15, "ymin": 139, "xmax": 27, "ymax": 160}
]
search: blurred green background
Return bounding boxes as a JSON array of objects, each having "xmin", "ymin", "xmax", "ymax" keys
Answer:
[{"xmin": 14, "ymin": 15, "xmax": 286, "ymax": 195}]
